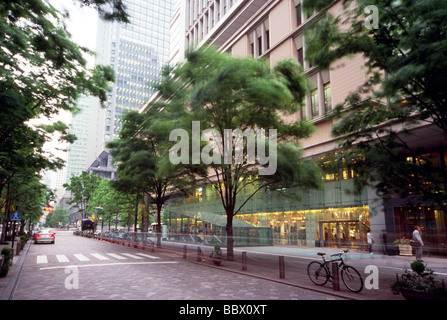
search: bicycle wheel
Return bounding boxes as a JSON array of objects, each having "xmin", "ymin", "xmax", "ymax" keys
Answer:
[
  {"xmin": 341, "ymin": 265, "xmax": 363, "ymax": 293},
  {"xmin": 307, "ymin": 261, "xmax": 329, "ymax": 286}
]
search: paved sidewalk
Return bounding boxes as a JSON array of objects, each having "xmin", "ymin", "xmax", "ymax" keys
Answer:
[{"xmin": 0, "ymin": 239, "xmax": 31, "ymax": 300}]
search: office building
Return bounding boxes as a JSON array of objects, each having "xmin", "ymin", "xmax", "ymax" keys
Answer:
[
  {"xmin": 87, "ymin": 0, "xmax": 175, "ymax": 177},
  {"xmin": 164, "ymin": 0, "xmax": 447, "ymax": 255}
]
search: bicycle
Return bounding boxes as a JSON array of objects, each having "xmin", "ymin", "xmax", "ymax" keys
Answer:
[{"xmin": 307, "ymin": 249, "xmax": 364, "ymax": 293}]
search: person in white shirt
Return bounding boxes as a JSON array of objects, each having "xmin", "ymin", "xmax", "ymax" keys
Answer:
[
  {"xmin": 412, "ymin": 226, "xmax": 424, "ymax": 262},
  {"xmin": 367, "ymin": 229, "xmax": 374, "ymax": 254}
]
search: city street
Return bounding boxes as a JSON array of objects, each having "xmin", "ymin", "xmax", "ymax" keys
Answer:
[
  {"xmin": 5, "ymin": 231, "xmax": 447, "ymax": 305},
  {"xmin": 9, "ymin": 232, "xmax": 345, "ymax": 301}
]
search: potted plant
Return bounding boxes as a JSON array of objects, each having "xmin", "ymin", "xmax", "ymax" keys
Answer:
[
  {"xmin": 393, "ymin": 237, "xmax": 412, "ymax": 256},
  {"xmin": 0, "ymin": 247, "xmax": 13, "ymax": 278},
  {"xmin": 392, "ymin": 260, "xmax": 447, "ymax": 300},
  {"xmin": 209, "ymin": 243, "xmax": 223, "ymax": 266}
]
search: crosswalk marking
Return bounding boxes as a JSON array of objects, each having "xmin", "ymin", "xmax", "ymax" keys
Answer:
[
  {"xmin": 135, "ymin": 253, "xmax": 160, "ymax": 260},
  {"xmin": 90, "ymin": 253, "xmax": 109, "ymax": 260},
  {"xmin": 106, "ymin": 253, "xmax": 127, "ymax": 260},
  {"xmin": 74, "ymin": 254, "xmax": 90, "ymax": 262},
  {"xmin": 121, "ymin": 253, "xmax": 143, "ymax": 259},
  {"xmin": 56, "ymin": 255, "xmax": 70, "ymax": 263},
  {"xmin": 35, "ymin": 252, "xmax": 161, "ymax": 264},
  {"xmin": 37, "ymin": 255, "xmax": 48, "ymax": 264}
]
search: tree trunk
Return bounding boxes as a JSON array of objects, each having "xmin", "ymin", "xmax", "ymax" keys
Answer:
[
  {"xmin": 134, "ymin": 197, "xmax": 139, "ymax": 232},
  {"xmin": 155, "ymin": 203, "xmax": 162, "ymax": 247},
  {"xmin": 226, "ymin": 214, "xmax": 234, "ymax": 260}
]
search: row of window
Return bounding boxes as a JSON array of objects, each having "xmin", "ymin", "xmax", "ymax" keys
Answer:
[
  {"xmin": 247, "ymin": 1, "xmax": 331, "ymax": 120},
  {"xmin": 186, "ymin": 0, "xmax": 239, "ymax": 47}
]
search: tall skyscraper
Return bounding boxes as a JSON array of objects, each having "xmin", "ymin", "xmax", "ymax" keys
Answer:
[{"xmin": 87, "ymin": 0, "xmax": 175, "ymax": 177}]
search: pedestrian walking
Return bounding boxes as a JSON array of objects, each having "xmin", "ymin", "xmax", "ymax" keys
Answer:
[
  {"xmin": 367, "ymin": 229, "xmax": 374, "ymax": 254},
  {"xmin": 412, "ymin": 226, "xmax": 424, "ymax": 262}
]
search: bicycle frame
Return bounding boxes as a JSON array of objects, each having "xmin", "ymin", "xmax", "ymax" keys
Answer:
[
  {"xmin": 308, "ymin": 249, "xmax": 363, "ymax": 293},
  {"xmin": 319, "ymin": 253, "xmax": 347, "ymax": 275}
]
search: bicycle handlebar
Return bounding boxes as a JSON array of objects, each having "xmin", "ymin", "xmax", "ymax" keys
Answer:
[{"xmin": 323, "ymin": 249, "xmax": 349, "ymax": 258}]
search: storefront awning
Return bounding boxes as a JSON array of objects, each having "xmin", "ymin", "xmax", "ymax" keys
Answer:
[{"xmin": 169, "ymin": 210, "xmax": 254, "ymax": 228}]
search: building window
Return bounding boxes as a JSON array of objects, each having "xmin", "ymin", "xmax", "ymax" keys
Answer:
[
  {"xmin": 324, "ymin": 82, "xmax": 331, "ymax": 112},
  {"xmin": 311, "ymin": 89, "xmax": 319, "ymax": 118},
  {"xmin": 266, "ymin": 30, "xmax": 270, "ymax": 50},
  {"xmin": 297, "ymin": 48, "xmax": 303, "ymax": 66},
  {"xmin": 296, "ymin": 4, "xmax": 302, "ymax": 26},
  {"xmin": 249, "ymin": 19, "xmax": 269, "ymax": 57}
]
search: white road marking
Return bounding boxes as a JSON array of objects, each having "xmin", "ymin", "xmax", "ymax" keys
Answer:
[
  {"xmin": 74, "ymin": 254, "xmax": 90, "ymax": 262},
  {"xmin": 106, "ymin": 253, "xmax": 127, "ymax": 260},
  {"xmin": 39, "ymin": 261, "xmax": 178, "ymax": 270},
  {"xmin": 37, "ymin": 255, "xmax": 48, "ymax": 264},
  {"xmin": 90, "ymin": 253, "xmax": 109, "ymax": 261},
  {"xmin": 135, "ymin": 253, "xmax": 160, "ymax": 260},
  {"xmin": 121, "ymin": 253, "xmax": 143, "ymax": 259},
  {"xmin": 56, "ymin": 255, "xmax": 70, "ymax": 263}
]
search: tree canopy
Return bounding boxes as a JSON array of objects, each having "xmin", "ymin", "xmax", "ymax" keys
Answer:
[
  {"xmin": 0, "ymin": 0, "xmax": 120, "ymax": 228},
  {"xmin": 157, "ymin": 47, "xmax": 322, "ymax": 259}
]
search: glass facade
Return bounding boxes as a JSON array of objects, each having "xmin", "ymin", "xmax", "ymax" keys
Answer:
[
  {"xmin": 165, "ymin": 177, "xmax": 371, "ymax": 248},
  {"xmin": 394, "ymin": 205, "xmax": 447, "ymax": 255},
  {"xmin": 237, "ymin": 206, "xmax": 370, "ymax": 249}
]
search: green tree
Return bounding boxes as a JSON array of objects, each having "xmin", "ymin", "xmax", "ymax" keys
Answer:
[
  {"xmin": 0, "ymin": 0, "xmax": 118, "ymax": 211},
  {"xmin": 45, "ymin": 206, "xmax": 69, "ymax": 228},
  {"xmin": 107, "ymin": 108, "xmax": 194, "ymax": 244},
  {"xmin": 64, "ymin": 171, "xmax": 102, "ymax": 219},
  {"xmin": 303, "ymin": 0, "xmax": 447, "ymax": 211},
  {"xmin": 160, "ymin": 47, "xmax": 322, "ymax": 259},
  {"xmin": 88, "ymin": 179, "xmax": 137, "ymax": 231},
  {"xmin": 76, "ymin": 0, "xmax": 129, "ymax": 23},
  {"xmin": 0, "ymin": 171, "xmax": 47, "ymax": 241}
]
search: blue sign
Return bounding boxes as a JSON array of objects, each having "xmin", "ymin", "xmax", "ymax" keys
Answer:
[{"xmin": 10, "ymin": 210, "xmax": 21, "ymax": 221}]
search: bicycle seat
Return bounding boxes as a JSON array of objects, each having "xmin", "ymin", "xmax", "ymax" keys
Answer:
[{"xmin": 317, "ymin": 252, "xmax": 326, "ymax": 256}]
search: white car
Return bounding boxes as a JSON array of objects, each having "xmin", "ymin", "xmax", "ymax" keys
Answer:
[{"xmin": 34, "ymin": 230, "xmax": 55, "ymax": 244}]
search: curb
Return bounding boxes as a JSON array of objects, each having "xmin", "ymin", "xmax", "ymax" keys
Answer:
[{"xmin": 1, "ymin": 240, "xmax": 32, "ymax": 300}]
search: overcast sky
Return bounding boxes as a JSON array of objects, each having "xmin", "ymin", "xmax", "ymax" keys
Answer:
[
  {"xmin": 39, "ymin": 1, "xmax": 99, "ymax": 163},
  {"xmin": 51, "ymin": 0, "xmax": 99, "ymax": 66}
]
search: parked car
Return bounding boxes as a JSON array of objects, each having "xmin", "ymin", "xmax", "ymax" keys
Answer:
[{"xmin": 34, "ymin": 230, "xmax": 55, "ymax": 244}]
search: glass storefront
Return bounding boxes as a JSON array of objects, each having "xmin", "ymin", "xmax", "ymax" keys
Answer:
[
  {"xmin": 165, "ymin": 211, "xmax": 273, "ymax": 246},
  {"xmin": 394, "ymin": 205, "xmax": 447, "ymax": 255},
  {"xmin": 237, "ymin": 205, "xmax": 370, "ymax": 249}
]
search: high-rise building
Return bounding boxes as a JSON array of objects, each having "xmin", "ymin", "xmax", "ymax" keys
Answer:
[
  {"xmin": 87, "ymin": 0, "xmax": 175, "ymax": 177},
  {"xmin": 65, "ymin": 95, "xmax": 94, "ymax": 180}
]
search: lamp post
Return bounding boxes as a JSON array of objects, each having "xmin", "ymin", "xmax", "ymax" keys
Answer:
[{"xmin": 94, "ymin": 207, "xmax": 103, "ymax": 232}]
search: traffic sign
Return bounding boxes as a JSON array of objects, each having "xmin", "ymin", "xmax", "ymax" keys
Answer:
[{"xmin": 10, "ymin": 210, "xmax": 21, "ymax": 221}]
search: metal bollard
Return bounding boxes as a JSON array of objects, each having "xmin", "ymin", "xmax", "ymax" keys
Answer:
[
  {"xmin": 331, "ymin": 262, "xmax": 340, "ymax": 291},
  {"xmin": 242, "ymin": 251, "xmax": 247, "ymax": 271},
  {"xmin": 183, "ymin": 245, "xmax": 187, "ymax": 259},
  {"xmin": 279, "ymin": 256, "xmax": 285, "ymax": 279},
  {"xmin": 197, "ymin": 247, "xmax": 202, "ymax": 262},
  {"xmin": 16, "ymin": 242, "xmax": 21, "ymax": 255}
]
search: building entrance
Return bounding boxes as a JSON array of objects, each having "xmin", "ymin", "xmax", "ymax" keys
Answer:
[{"xmin": 318, "ymin": 220, "xmax": 365, "ymax": 249}]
